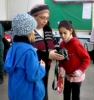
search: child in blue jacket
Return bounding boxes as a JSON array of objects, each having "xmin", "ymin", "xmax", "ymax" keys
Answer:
[{"xmin": 4, "ymin": 13, "xmax": 46, "ymax": 100}]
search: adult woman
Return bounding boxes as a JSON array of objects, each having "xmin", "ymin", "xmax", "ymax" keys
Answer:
[{"xmin": 30, "ymin": 4, "xmax": 64, "ymax": 100}]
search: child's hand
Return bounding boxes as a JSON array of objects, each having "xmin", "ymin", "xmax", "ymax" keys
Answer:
[
  {"xmin": 72, "ymin": 70, "xmax": 83, "ymax": 77},
  {"xmin": 72, "ymin": 72, "xmax": 79, "ymax": 77},
  {"xmin": 40, "ymin": 60, "xmax": 45, "ymax": 67}
]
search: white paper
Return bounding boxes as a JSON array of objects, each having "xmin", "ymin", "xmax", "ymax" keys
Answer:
[{"xmin": 82, "ymin": 3, "xmax": 92, "ymax": 19}]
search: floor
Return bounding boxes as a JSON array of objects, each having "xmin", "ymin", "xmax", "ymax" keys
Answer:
[
  {"xmin": 0, "ymin": 61, "xmax": 94, "ymax": 100},
  {"xmin": 48, "ymin": 60, "xmax": 94, "ymax": 100}
]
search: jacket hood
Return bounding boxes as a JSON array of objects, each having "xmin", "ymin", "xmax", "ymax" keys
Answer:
[{"xmin": 4, "ymin": 42, "xmax": 32, "ymax": 74}]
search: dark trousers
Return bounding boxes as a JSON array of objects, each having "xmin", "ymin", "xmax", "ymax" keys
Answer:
[
  {"xmin": 43, "ymin": 65, "xmax": 51, "ymax": 100},
  {"xmin": 0, "ymin": 42, "xmax": 4, "ymax": 77},
  {"xmin": 0, "ymin": 64, "xmax": 4, "ymax": 77},
  {"xmin": 63, "ymin": 78, "xmax": 82, "ymax": 100}
]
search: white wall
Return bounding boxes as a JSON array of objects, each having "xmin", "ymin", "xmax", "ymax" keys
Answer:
[
  {"xmin": 0, "ymin": 0, "xmax": 44, "ymax": 20},
  {"xmin": 0, "ymin": 0, "xmax": 6, "ymax": 20},
  {"xmin": 7, "ymin": 0, "xmax": 44, "ymax": 20}
]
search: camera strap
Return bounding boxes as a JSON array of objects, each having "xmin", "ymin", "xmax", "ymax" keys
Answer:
[
  {"xmin": 52, "ymin": 60, "xmax": 65, "ymax": 92},
  {"xmin": 52, "ymin": 60, "xmax": 58, "ymax": 90}
]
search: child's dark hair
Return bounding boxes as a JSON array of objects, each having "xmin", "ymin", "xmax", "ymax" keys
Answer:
[{"xmin": 58, "ymin": 20, "xmax": 76, "ymax": 37}]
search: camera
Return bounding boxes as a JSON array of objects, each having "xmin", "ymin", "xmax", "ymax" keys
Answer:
[{"xmin": 58, "ymin": 48, "xmax": 69, "ymax": 61}]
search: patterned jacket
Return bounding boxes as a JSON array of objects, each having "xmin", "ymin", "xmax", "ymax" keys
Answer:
[{"xmin": 34, "ymin": 25, "xmax": 55, "ymax": 66}]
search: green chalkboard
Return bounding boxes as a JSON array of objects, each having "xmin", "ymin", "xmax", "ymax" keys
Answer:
[{"xmin": 45, "ymin": 0, "xmax": 92, "ymax": 30}]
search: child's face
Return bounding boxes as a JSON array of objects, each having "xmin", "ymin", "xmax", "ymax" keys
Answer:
[{"xmin": 59, "ymin": 27, "xmax": 72, "ymax": 41}]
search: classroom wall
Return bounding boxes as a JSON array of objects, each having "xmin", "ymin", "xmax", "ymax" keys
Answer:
[
  {"xmin": 0, "ymin": 0, "xmax": 44, "ymax": 20},
  {"xmin": 45, "ymin": 0, "xmax": 94, "ymax": 31},
  {"xmin": 7, "ymin": 0, "xmax": 44, "ymax": 20},
  {"xmin": 0, "ymin": 0, "xmax": 6, "ymax": 20},
  {"xmin": 0, "ymin": 0, "xmax": 93, "ymax": 51}
]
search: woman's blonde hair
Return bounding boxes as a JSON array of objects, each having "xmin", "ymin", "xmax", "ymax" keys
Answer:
[{"xmin": 27, "ymin": 31, "xmax": 35, "ymax": 43}]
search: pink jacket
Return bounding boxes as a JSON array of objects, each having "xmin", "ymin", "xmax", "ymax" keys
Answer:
[{"xmin": 59, "ymin": 67, "xmax": 85, "ymax": 82}]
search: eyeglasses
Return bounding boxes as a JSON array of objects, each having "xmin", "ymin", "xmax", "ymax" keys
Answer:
[{"xmin": 38, "ymin": 16, "xmax": 49, "ymax": 21}]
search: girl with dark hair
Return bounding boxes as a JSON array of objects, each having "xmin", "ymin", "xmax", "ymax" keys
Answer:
[{"xmin": 58, "ymin": 20, "xmax": 90, "ymax": 100}]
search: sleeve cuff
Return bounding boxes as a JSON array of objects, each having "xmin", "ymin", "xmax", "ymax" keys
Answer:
[{"xmin": 75, "ymin": 69, "xmax": 83, "ymax": 76}]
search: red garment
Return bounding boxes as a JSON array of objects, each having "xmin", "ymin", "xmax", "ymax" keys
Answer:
[
  {"xmin": 57, "ymin": 75, "xmax": 64, "ymax": 93},
  {"xmin": 59, "ymin": 37, "xmax": 90, "ymax": 75}
]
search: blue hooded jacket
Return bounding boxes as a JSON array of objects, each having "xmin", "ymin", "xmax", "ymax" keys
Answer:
[{"xmin": 4, "ymin": 42, "xmax": 46, "ymax": 100}]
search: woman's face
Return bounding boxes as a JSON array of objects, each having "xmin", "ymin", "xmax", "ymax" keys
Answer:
[
  {"xmin": 34, "ymin": 13, "xmax": 49, "ymax": 29},
  {"xmin": 59, "ymin": 27, "xmax": 72, "ymax": 41}
]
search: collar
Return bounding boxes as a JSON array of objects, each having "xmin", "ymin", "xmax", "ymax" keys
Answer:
[
  {"xmin": 64, "ymin": 34, "xmax": 73, "ymax": 43},
  {"xmin": 13, "ymin": 35, "xmax": 33, "ymax": 45}
]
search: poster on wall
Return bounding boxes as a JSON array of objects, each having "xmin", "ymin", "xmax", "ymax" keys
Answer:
[
  {"xmin": 53, "ymin": 0, "xmax": 94, "ymax": 3},
  {"xmin": 82, "ymin": 3, "xmax": 92, "ymax": 19}
]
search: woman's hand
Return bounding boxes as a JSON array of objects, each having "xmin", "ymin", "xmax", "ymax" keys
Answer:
[
  {"xmin": 40, "ymin": 59, "xmax": 45, "ymax": 67},
  {"xmin": 49, "ymin": 50, "xmax": 64, "ymax": 60}
]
